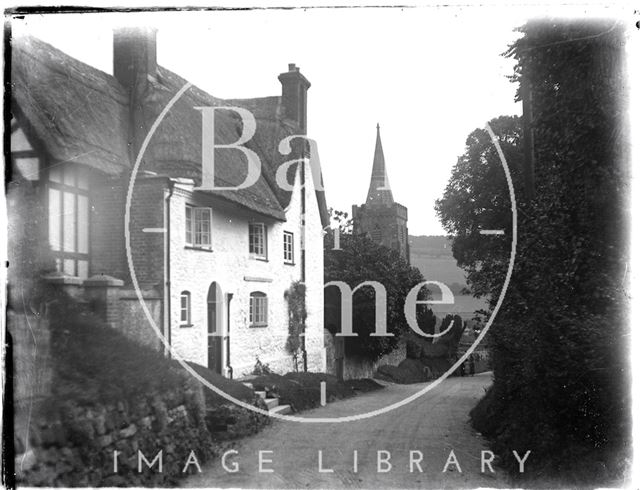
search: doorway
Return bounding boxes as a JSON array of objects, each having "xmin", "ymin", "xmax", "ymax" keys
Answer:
[{"xmin": 207, "ymin": 282, "xmax": 224, "ymax": 374}]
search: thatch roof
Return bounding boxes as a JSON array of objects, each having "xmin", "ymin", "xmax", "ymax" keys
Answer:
[
  {"xmin": 11, "ymin": 35, "xmax": 329, "ymax": 224},
  {"xmin": 11, "ymin": 35, "xmax": 130, "ymax": 175},
  {"xmin": 140, "ymin": 68, "xmax": 287, "ymax": 219}
]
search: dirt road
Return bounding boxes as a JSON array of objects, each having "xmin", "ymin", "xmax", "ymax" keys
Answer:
[{"xmin": 184, "ymin": 373, "xmax": 510, "ymax": 488}]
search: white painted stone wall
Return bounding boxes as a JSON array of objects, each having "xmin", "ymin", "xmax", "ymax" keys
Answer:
[
  {"xmin": 300, "ymin": 164, "xmax": 326, "ymax": 373},
  {"xmin": 168, "ymin": 162, "xmax": 325, "ymax": 377}
]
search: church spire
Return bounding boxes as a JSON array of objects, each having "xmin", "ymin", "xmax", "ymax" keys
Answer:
[{"xmin": 366, "ymin": 123, "xmax": 394, "ymax": 205}]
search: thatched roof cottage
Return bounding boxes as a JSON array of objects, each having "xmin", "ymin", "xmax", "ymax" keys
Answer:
[{"xmin": 8, "ymin": 28, "xmax": 329, "ymax": 377}]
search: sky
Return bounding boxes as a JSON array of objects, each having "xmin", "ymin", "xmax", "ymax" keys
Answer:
[{"xmin": 12, "ymin": 7, "xmax": 529, "ymax": 235}]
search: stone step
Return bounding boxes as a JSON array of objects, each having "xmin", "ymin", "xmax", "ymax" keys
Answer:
[
  {"xmin": 269, "ymin": 404, "xmax": 292, "ymax": 415},
  {"xmin": 264, "ymin": 397, "xmax": 279, "ymax": 410},
  {"xmin": 255, "ymin": 390, "xmax": 267, "ymax": 399}
]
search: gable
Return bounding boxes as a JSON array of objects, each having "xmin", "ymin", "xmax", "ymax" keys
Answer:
[
  {"xmin": 10, "ymin": 118, "xmax": 41, "ymax": 183},
  {"xmin": 11, "ymin": 123, "xmax": 34, "ymax": 153}
]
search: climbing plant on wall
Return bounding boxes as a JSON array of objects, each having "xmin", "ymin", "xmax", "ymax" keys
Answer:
[{"xmin": 285, "ymin": 281, "xmax": 307, "ymax": 369}]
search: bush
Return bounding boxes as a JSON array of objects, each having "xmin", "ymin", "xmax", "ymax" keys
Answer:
[
  {"xmin": 375, "ymin": 359, "xmax": 429, "ymax": 384},
  {"xmin": 184, "ymin": 361, "xmax": 256, "ymax": 407},
  {"xmin": 324, "ymin": 232, "xmax": 435, "ymax": 360},
  {"xmin": 251, "ymin": 372, "xmax": 382, "ymax": 412},
  {"xmin": 45, "ymin": 289, "xmax": 185, "ymax": 407}
]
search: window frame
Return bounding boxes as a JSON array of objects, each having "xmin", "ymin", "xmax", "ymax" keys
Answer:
[
  {"xmin": 283, "ymin": 231, "xmax": 294, "ymax": 264},
  {"xmin": 249, "ymin": 291, "xmax": 268, "ymax": 327},
  {"xmin": 180, "ymin": 291, "xmax": 192, "ymax": 327},
  {"xmin": 185, "ymin": 205, "xmax": 212, "ymax": 249},
  {"xmin": 47, "ymin": 163, "xmax": 90, "ymax": 278},
  {"xmin": 371, "ymin": 223, "xmax": 382, "ymax": 242},
  {"xmin": 249, "ymin": 222, "xmax": 268, "ymax": 260}
]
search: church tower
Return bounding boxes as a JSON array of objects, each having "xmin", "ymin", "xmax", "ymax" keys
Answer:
[{"xmin": 352, "ymin": 124, "xmax": 410, "ymax": 262}]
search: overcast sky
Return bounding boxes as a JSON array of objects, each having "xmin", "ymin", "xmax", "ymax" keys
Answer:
[{"xmin": 14, "ymin": 8, "xmax": 529, "ymax": 235}]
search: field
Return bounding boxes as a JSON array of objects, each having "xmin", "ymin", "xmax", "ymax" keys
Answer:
[
  {"xmin": 429, "ymin": 294, "xmax": 488, "ymax": 321},
  {"xmin": 409, "ymin": 235, "xmax": 467, "ymax": 286},
  {"xmin": 409, "ymin": 235, "xmax": 487, "ymax": 320},
  {"xmin": 410, "ymin": 255, "xmax": 466, "ymax": 285}
]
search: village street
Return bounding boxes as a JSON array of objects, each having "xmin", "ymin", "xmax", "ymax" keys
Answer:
[{"xmin": 184, "ymin": 373, "xmax": 510, "ymax": 489}]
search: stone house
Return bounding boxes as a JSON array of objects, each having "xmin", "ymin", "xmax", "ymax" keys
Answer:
[{"xmin": 8, "ymin": 28, "xmax": 329, "ymax": 377}]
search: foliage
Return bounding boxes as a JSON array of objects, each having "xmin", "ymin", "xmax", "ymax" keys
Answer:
[
  {"xmin": 284, "ymin": 281, "xmax": 307, "ymax": 358},
  {"xmin": 250, "ymin": 372, "xmax": 382, "ymax": 412},
  {"xmin": 435, "ymin": 314, "xmax": 466, "ymax": 358},
  {"xmin": 375, "ymin": 358, "xmax": 430, "ymax": 384},
  {"xmin": 38, "ymin": 284, "xmax": 256, "ymax": 412},
  {"xmin": 185, "ymin": 361, "xmax": 255, "ymax": 405},
  {"xmin": 18, "ymin": 286, "xmax": 264, "ymax": 487},
  {"xmin": 436, "ymin": 115, "xmax": 524, "ymax": 299},
  {"xmin": 328, "ymin": 207, "xmax": 353, "ymax": 234},
  {"xmin": 44, "ymin": 286, "xmax": 186, "ymax": 406},
  {"xmin": 324, "ymin": 230, "xmax": 435, "ymax": 360},
  {"xmin": 251, "ymin": 357, "xmax": 273, "ymax": 376},
  {"xmin": 437, "ymin": 20, "xmax": 630, "ymax": 484}
]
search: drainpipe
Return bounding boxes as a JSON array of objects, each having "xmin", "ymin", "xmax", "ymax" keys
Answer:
[
  {"xmin": 164, "ymin": 180, "xmax": 175, "ymax": 356},
  {"xmin": 226, "ymin": 293, "xmax": 234, "ymax": 379},
  {"xmin": 300, "ymin": 151, "xmax": 308, "ymax": 372}
]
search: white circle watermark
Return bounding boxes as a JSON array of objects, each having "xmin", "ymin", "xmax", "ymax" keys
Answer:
[{"xmin": 124, "ymin": 82, "xmax": 518, "ymax": 423}]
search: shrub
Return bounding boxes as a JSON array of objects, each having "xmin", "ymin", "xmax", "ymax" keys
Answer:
[
  {"xmin": 324, "ymin": 232, "xmax": 435, "ymax": 360},
  {"xmin": 250, "ymin": 372, "xmax": 381, "ymax": 412}
]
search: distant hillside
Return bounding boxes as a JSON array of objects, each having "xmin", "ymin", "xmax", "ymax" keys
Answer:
[
  {"xmin": 409, "ymin": 235, "xmax": 453, "ymax": 258},
  {"xmin": 409, "ymin": 235, "xmax": 488, "ymax": 319},
  {"xmin": 409, "ymin": 235, "xmax": 465, "ymax": 285}
]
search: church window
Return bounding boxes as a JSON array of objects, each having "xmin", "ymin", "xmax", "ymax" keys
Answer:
[{"xmin": 371, "ymin": 224, "xmax": 382, "ymax": 242}]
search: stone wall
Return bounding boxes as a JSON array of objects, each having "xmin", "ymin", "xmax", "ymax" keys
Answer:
[
  {"xmin": 324, "ymin": 333, "xmax": 407, "ymax": 380},
  {"xmin": 9, "ymin": 292, "xmax": 268, "ymax": 487},
  {"xmin": 9, "ymin": 311, "xmax": 53, "ymax": 405},
  {"xmin": 352, "ymin": 202, "xmax": 410, "ymax": 262},
  {"xmin": 15, "ymin": 376, "xmax": 214, "ymax": 487},
  {"xmin": 342, "ymin": 340, "xmax": 407, "ymax": 380},
  {"xmin": 117, "ymin": 289, "xmax": 164, "ymax": 350}
]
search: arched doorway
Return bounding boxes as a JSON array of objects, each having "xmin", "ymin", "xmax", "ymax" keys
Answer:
[{"xmin": 207, "ymin": 282, "xmax": 224, "ymax": 374}]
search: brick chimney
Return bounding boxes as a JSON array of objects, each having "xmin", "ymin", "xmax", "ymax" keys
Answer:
[
  {"xmin": 113, "ymin": 27, "xmax": 158, "ymax": 95},
  {"xmin": 113, "ymin": 27, "xmax": 158, "ymax": 162},
  {"xmin": 278, "ymin": 63, "xmax": 311, "ymax": 133}
]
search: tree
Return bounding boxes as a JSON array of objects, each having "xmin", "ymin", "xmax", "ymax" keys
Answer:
[
  {"xmin": 324, "ymin": 213, "xmax": 435, "ymax": 360},
  {"xmin": 436, "ymin": 20, "xmax": 630, "ymax": 483},
  {"xmin": 328, "ymin": 207, "xmax": 353, "ymax": 234},
  {"xmin": 434, "ymin": 314, "xmax": 466, "ymax": 359},
  {"xmin": 436, "ymin": 115, "xmax": 524, "ymax": 301}
]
